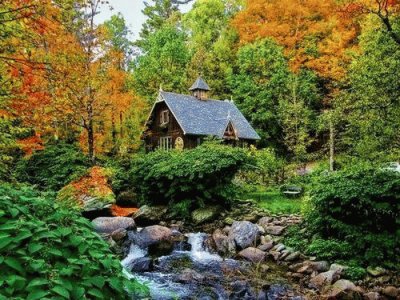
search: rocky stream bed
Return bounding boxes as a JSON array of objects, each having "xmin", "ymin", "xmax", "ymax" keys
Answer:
[{"xmin": 91, "ymin": 200, "xmax": 400, "ymax": 300}]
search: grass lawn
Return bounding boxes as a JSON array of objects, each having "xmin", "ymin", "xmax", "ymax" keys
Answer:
[{"xmin": 243, "ymin": 186, "xmax": 304, "ymax": 215}]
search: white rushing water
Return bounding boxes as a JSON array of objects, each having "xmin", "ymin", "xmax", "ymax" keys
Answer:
[
  {"xmin": 121, "ymin": 244, "xmax": 147, "ymax": 268},
  {"xmin": 187, "ymin": 232, "xmax": 223, "ymax": 262}
]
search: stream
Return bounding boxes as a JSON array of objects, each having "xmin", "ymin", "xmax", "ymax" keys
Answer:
[{"xmin": 121, "ymin": 231, "xmax": 304, "ymax": 300}]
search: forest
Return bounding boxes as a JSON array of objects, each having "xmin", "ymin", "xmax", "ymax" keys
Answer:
[{"xmin": 0, "ymin": 0, "xmax": 399, "ymax": 299}]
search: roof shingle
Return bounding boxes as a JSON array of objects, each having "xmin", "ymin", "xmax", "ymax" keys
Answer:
[
  {"xmin": 159, "ymin": 91, "xmax": 260, "ymax": 140},
  {"xmin": 189, "ymin": 77, "xmax": 211, "ymax": 91}
]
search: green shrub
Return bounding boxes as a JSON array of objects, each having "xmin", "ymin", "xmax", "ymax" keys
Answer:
[
  {"xmin": 342, "ymin": 262, "xmax": 367, "ymax": 281},
  {"xmin": 15, "ymin": 143, "xmax": 89, "ymax": 191},
  {"xmin": 130, "ymin": 142, "xmax": 251, "ymax": 213},
  {"xmin": 0, "ymin": 184, "xmax": 148, "ymax": 299},
  {"xmin": 305, "ymin": 238, "xmax": 353, "ymax": 261},
  {"xmin": 306, "ymin": 165, "xmax": 400, "ymax": 268}
]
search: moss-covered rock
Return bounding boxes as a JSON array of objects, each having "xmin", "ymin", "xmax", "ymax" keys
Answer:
[
  {"xmin": 57, "ymin": 166, "xmax": 115, "ymax": 211},
  {"xmin": 191, "ymin": 206, "xmax": 221, "ymax": 225}
]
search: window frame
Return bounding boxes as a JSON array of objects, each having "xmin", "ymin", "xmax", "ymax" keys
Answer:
[
  {"xmin": 160, "ymin": 110, "xmax": 170, "ymax": 125},
  {"xmin": 159, "ymin": 136, "xmax": 173, "ymax": 151}
]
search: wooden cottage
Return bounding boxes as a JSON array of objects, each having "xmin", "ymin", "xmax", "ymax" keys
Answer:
[{"xmin": 142, "ymin": 77, "xmax": 260, "ymax": 151}]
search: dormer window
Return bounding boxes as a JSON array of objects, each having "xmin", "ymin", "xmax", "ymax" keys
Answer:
[{"xmin": 160, "ymin": 110, "xmax": 169, "ymax": 125}]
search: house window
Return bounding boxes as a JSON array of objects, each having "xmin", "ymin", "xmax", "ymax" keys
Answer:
[
  {"xmin": 159, "ymin": 136, "xmax": 173, "ymax": 151},
  {"xmin": 160, "ymin": 110, "xmax": 169, "ymax": 125}
]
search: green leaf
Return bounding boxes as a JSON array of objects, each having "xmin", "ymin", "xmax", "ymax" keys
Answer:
[
  {"xmin": 71, "ymin": 287, "xmax": 85, "ymax": 299},
  {"xmin": 88, "ymin": 288, "xmax": 104, "ymax": 299},
  {"xmin": 52, "ymin": 285, "xmax": 70, "ymax": 299},
  {"xmin": 26, "ymin": 278, "xmax": 49, "ymax": 289},
  {"xmin": 27, "ymin": 289, "xmax": 49, "ymax": 300},
  {"xmin": 0, "ymin": 236, "xmax": 12, "ymax": 250},
  {"xmin": 28, "ymin": 243, "xmax": 44, "ymax": 254},
  {"xmin": 4, "ymin": 257, "xmax": 24, "ymax": 274},
  {"xmin": 48, "ymin": 249, "xmax": 63, "ymax": 257},
  {"xmin": 89, "ymin": 277, "xmax": 105, "ymax": 289}
]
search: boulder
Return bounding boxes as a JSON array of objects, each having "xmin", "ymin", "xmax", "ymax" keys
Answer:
[
  {"xmin": 366, "ymin": 266, "xmax": 387, "ymax": 277},
  {"xmin": 133, "ymin": 205, "xmax": 168, "ymax": 226},
  {"xmin": 330, "ymin": 263, "xmax": 348, "ymax": 275},
  {"xmin": 191, "ymin": 206, "xmax": 221, "ymax": 225},
  {"xmin": 305, "ymin": 260, "xmax": 330, "ymax": 272},
  {"xmin": 92, "ymin": 217, "xmax": 135, "ymax": 234},
  {"xmin": 363, "ymin": 292, "xmax": 381, "ymax": 300},
  {"xmin": 381, "ymin": 286, "xmax": 399, "ymax": 298},
  {"xmin": 323, "ymin": 279, "xmax": 363, "ymax": 299},
  {"xmin": 133, "ymin": 225, "xmax": 173, "ymax": 248},
  {"xmin": 264, "ymin": 225, "xmax": 285, "ymax": 236},
  {"xmin": 228, "ymin": 221, "xmax": 260, "ymax": 249},
  {"xmin": 177, "ymin": 268, "xmax": 205, "ymax": 283},
  {"xmin": 258, "ymin": 216, "xmax": 272, "ymax": 229},
  {"xmin": 258, "ymin": 241, "xmax": 274, "ymax": 252},
  {"xmin": 284, "ymin": 251, "xmax": 300, "ymax": 262},
  {"xmin": 238, "ymin": 247, "xmax": 265, "ymax": 263},
  {"xmin": 212, "ymin": 229, "xmax": 230, "ymax": 254},
  {"xmin": 116, "ymin": 190, "xmax": 138, "ymax": 206},
  {"xmin": 128, "ymin": 257, "xmax": 153, "ymax": 272},
  {"xmin": 111, "ymin": 228, "xmax": 127, "ymax": 242},
  {"xmin": 309, "ymin": 270, "xmax": 340, "ymax": 290}
]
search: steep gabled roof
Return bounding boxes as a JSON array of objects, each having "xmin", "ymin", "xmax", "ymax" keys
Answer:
[
  {"xmin": 189, "ymin": 77, "xmax": 211, "ymax": 91},
  {"xmin": 157, "ymin": 91, "xmax": 260, "ymax": 140}
]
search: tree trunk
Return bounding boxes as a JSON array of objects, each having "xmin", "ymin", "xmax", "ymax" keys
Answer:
[
  {"xmin": 87, "ymin": 104, "xmax": 95, "ymax": 164},
  {"xmin": 329, "ymin": 119, "xmax": 335, "ymax": 172}
]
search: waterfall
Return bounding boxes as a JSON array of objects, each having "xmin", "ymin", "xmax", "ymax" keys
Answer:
[
  {"xmin": 121, "ymin": 244, "xmax": 147, "ymax": 268},
  {"xmin": 187, "ymin": 232, "xmax": 222, "ymax": 261}
]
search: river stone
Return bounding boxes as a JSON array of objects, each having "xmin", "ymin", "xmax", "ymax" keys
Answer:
[
  {"xmin": 363, "ymin": 292, "xmax": 381, "ymax": 300},
  {"xmin": 382, "ymin": 286, "xmax": 399, "ymax": 298},
  {"xmin": 128, "ymin": 257, "xmax": 153, "ymax": 272},
  {"xmin": 92, "ymin": 217, "xmax": 135, "ymax": 234},
  {"xmin": 285, "ymin": 251, "xmax": 300, "ymax": 262},
  {"xmin": 323, "ymin": 279, "xmax": 363, "ymax": 299},
  {"xmin": 258, "ymin": 241, "xmax": 274, "ymax": 252},
  {"xmin": 330, "ymin": 263, "xmax": 348, "ymax": 275},
  {"xmin": 134, "ymin": 225, "xmax": 173, "ymax": 248},
  {"xmin": 191, "ymin": 206, "xmax": 221, "ymax": 225},
  {"xmin": 258, "ymin": 216, "xmax": 272, "ymax": 229},
  {"xmin": 307, "ymin": 260, "xmax": 330, "ymax": 272},
  {"xmin": 212, "ymin": 229, "xmax": 229, "ymax": 254},
  {"xmin": 111, "ymin": 228, "xmax": 127, "ymax": 242},
  {"xmin": 309, "ymin": 270, "xmax": 340, "ymax": 290},
  {"xmin": 238, "ymin": 247, "xmax": 265, "ymax": 263},
  {"xmin": 228, "ymin": 221, "xmax": 260, "ymax": 249},
  {"xmin": 177, "ymin": 268, "xmax": 205, "ymax": 283},
  {"xmin": 366, "ymin": 266, "xmax": 387, "ymax": 277},
  {"xmin": 264, "ymin": 225, "xmax": 285, "ymax": 236},
  {"xmin": 133, "ymin": 205, "xmax": 168, "ymax": 226}
]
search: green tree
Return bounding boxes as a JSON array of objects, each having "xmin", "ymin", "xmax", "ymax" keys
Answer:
[
  {"xmin": 183, "ymin": 0, "xmax": 242, "ymax": 98},
  {"xmin": 229, "ymin": 39, "xmax": 290, "ymax": 149},
  {"xmin": 338, "ymin": 19, "xmax": 400, "ymax": 160},
  {"xmin": 131, "ymin": 25, "xmax": 190, "ymax": 102},
  {"xmin": 103, "ymin": 13, "xmax": 135, "ymax": 68},
  {"xmin": 279, "ymin": 71, "xmax": 320, "ymax": 163},
  {"xmin": 138, "ymin": 0, "xmax": 181, "ymax": 43}
]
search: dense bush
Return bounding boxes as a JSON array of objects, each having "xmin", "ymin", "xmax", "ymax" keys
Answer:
[
  {"xmin": 130, "ymin": 143, "xmax": 251, "ymax": 216},
  {"xmin": 16, "ymin": 143, "xmax": 89, "ymax": 191},
  {"xmin": 239, "ymin": 146, "xmax": 286, "ymax": 185},
  {"xmin": 0, "ymin": 184, "xmax": 148, "ymax": 299},
  {"xmin": 305, "ymin": 166, "xmax": 400, "ymax": 268}
]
